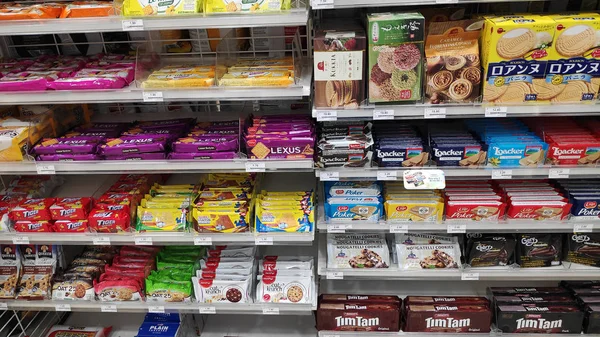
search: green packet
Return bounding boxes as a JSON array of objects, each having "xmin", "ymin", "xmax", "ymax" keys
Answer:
[
  {"xmin": 157, "ymin": 253, "xmax": 198, "ymax": 264},
  {"xmin": 147, "ymin": 269, "xmax": 192, "ymax": 282},
  {"xmin": 145, "ymin": 278, "xmax": 192, "ymax": 303},
  {"xmin": 156, "ymin": 260, "xmax": 196, "ymax": 273}
]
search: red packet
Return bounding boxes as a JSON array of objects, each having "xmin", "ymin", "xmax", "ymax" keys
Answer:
[
  {"xmin": 13, "ymin": 220, "xmax": 54, "ymax": 232},
  {"xmin": 11, "ymin": 198, "xmax": 55, "ymax": 221},
  {"xmin": 54, "ymin": 219, "xmax": 89, "ymax": 232},
  {"xmin": 50, "ymin": 197, "xmax": 92, "ymax": 220}
]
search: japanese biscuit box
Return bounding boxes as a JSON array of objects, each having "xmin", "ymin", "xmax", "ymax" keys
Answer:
[
  {"xmin": 545, "ymin": 14, "xmax": 600, "ymax": 103},
  {"xmin": 367, "ymin": 12, "xmax": 425, "ymax": 103},
  {"xmin": 481, "ymin": 15, "xmax": 557, "ymax": 103},
  {"xmin": 123, "ymin": 0, "xmax": 200, "ymax": 16}
]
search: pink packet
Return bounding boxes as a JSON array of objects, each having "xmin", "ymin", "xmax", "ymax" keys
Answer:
[{"xmin": 0, "ymin": 71, "xmax": 59, "ymax": 91}]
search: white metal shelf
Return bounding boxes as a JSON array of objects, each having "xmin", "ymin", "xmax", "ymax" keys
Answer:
[
  {"xmin": 318, "ymin": 332, "xmax": 584, "ymax": 337},
  {"xmin": 314, "ymin": 0, "xmax": 542, "ymax": 9},
  {"xmin": 0, "ymin": 9, "xmax": 309, "ymax": 36}
]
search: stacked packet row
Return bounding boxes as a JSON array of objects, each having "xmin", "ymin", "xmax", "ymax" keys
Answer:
[
  {"xmin": 256, "ymin": 256, "xmax": 314, "ymax": 304},
  {"xmin": 317, "ymin": 294, "xmax": 402, "ymax": 332},
  {"xmin": 146, "ymin": 246, "xmax": 204, "ymax": 303},
  {"xmin": 465, "ymin": 119, "xmax": 548, "ymax": 168},
  {"xmin": 327, "ymin": 233, "xmax": 390, "ymax": 269},
  {"xmin": 220, "ymin": 57, "xmax": 294, "ymax": 87},
  {"xmin": 324, "ymin": 181, "xmax": 383, "ymax": 222},
  {"xmin": 556, "ymin": 179, "xmax": 600, "ymax": 221},
  {"xmin": 245, "ymin": 114, "xmax": 315, "ymax": 160},
  {"xmin": 9, "ymin": 197, "xmax": 89, "ymax": 232},
  {"xmin": 170, "ymin": 120, "xmax": 240, "ymax": 160},
  {"xmin": 383, "ymin": 181, "xmax": 443, "ymax": 223},
  {"xmin": 317, "ymin": 121, "xmax": 373, "ymax": 168},
  {"xmin": 193, "ymin": 173, "xmax": 254, "ymax": 233},
  {"xmin": 373, "ymin": 122, "xmax": 428, "ymax": 168},
  {"xmin": 0, "ymin": 2, "xmax": 114, "ymax": 20},
  {"xmin": 254, "ymin": 189, "xmax": 314, "ymax": 233},
  {"xmin": 193, "ymin": 245, "xmax": 257, "ymax": 303},
  {"xmin": 137, "ymin": 183, "xmax": 197, "ymax": 232},
  {"xmin": 395, "ymin": 233, "xmax": 461, "ymax": 270},
  {"xmin": 0, "ymin": 54, "xmax": 135, "ymax": 92},
  {"xmin": 563, "ymin": 281, "xmax": 600, "ymax": 334},
  {"xmin": 429, "ymin": 123, "xmax": 487, "ymax": 167},
  {"xmin": 142, "ymin": 65, "xmax": 215, "ymax": 89}
]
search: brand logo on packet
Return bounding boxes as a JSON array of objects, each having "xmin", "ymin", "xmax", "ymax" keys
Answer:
[
  {"xmin": 97, "ymin": 220, "xmax": 115, "ymax": 226},
  {"xmin": 553, "ymin": 148, "xmax": 584, "ymax": 156},
  {"xmin": 60, "ymin": 209, "xmax": 77, "ymax": 216},
  {"xmin": 572, "ymin": 234, "xmax": 591, "ymax": 243},
  {"xmin": 585, "ymin": 201, "xmax": 598, "ymax": 209},
  {"xmin": 433, "ymin": 149, "xmax": 464, "ymax": 157},
  {"xmin": 425, "ymin": 317, "xmax": 471, "ymax": 328},
  {"xmin": 493, "ymin": 147, "xmax": 525, "ymax": 156},
  {"xmin": 376, "ymin": 149, "xmax": 406, "ymax": 158},
  {"xmin": 94, "ymin": 212, "xmax": 113, "ymax": 218},
  {"xmin": 270, "ymin": 146, "xmax": 302, "ymax": 155},
  {"xmin": 476, "ymin": 244, "xmax": 494, "ymax": 252},
  {"xmin": 23, "ymin": 210, "xmax": 39, "ymax": 218},
  {"xmin": 335, "ymin": 316, "xmax": 379, "ymax": 327},
  {"xmin": 516, "ymin": 318, "xmax": 562, "ymax": 330},
  {"xmin": 521, "ymin": 237, "xmax": 539, "ymax": 246},
  {"xmin": 337, "ymin": 206, "xmax": 349, "ymax": 212}
]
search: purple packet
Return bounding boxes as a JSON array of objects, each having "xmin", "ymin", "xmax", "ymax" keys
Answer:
[
  {"xmin": 37, "ymin": 154, "xmax": 100, "ymax": 161},
  {"xmin": 33, "ymin": 138, "xmax": 99, "ymax": 155},
  {"xmin": 246, "ymin": 138, "xmax": 314, "ymax": 160},
  {"xmin": 103, "ymin": 152, "xmax": 167, "ymax": 160},
  {"xmin": 168, "ymin": 152, "xmax": 237, "ymax": 160},
  {"xmin": 189, "ymin": 129, "xmax": 238, "ymax": 137},
  {"xmin": 99, "ymin": 135, "xmax": 168, "ymax": 155},
  {"xmin": 136, "ymin": 118, "xmax": 196, "ymax": 130},
  {"xmin": 75, "ymin": 122, "xmax": 131, "ymax": 132},
  {"xmin": 195, "ymin": 121, "xmax": 239, "ymax": 128},
  {"xmin": 122, "ymin": 127, "xmax": 184, "ymax": 140},
  {"xmin": 172, "ymin": 137, "xmax": 238, "ymax": 153},
  {"xmin": 63, "ymin": 130, "xmax": 120, "ymax": 140}
]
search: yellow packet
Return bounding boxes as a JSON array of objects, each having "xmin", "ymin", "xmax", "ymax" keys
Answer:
[
  {"xmin": 136, "ymin": 207, "xmax": 188, "ymax": 232},
  {"xmin": 143, "ymin": 72, "xmax": 214, "ymax": 88},
  {"xmin": 193, "ymin": 208, "xmax": 250, "ymax": 233},
  {"xmin": 219, "ymin": 70, "xmax": 293, "ymax": 87},
  {"xmin": 384, "ymin": 200, "xmax": 444, "ymax": 223},
  {"xmin": 255, "ymin": 207, "xmax": 314, "ymax": 233}
]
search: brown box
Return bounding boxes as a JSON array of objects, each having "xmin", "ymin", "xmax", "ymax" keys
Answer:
[
  {"xmin": 404, "ymin": 304, "xmax": 492, "ymax": 332},
  {"xmin": 406, "ymin": 296, "xmax": 489, "ymax": 305},
  {"xmin": 320, "ymin": 294, "xmax": 401, "ymax": 305},
  {"xmin": 314, "ymin": 28, "xmax": 366, "ymax": 109},
  {"xmin": 496, "ymin": 304, "xmax": 584, "ymax": 333},
  {"xmin": 316, "ymin": 302, "xmax": 400, "ymax": 332}
]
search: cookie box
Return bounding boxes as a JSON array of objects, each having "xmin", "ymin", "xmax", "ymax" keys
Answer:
[
  {"xmin": 325, "ymin": 197, "xmax": 383, "ymax": 222},
  {"xmin": 317, "ymin": 301, "xmax": 401, "ymax": 331},
  {"xmin": 404, "ymin": 303, "xmax": 492, "ymax": 332},
  {"xmin": 506, "ymin": 200, "xmax": 571, "ymax": 220},
  {"xmin": 496, "ymin": 304, "xmax": 584, "ymax": 333},
  {"xmin": 396, "ymin": 243, "xmax": 462, "ymax": 270},
  {"xmin": 137, "ymin": 323, "xmax": 182, "ymax": 337},
  {"xmin": 486, "ymin": 141, "xmax": 548, "ymax": 167},
  {"xmin": 445, "ymin": 200, "xmax": 506, "ymax": 222}
]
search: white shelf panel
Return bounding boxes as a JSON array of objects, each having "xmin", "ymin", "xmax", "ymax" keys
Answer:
[
  {"xmin": 317, "ymin": 0, "xmax": 542, "ymax": 9},
  {"xmin": 0, "ymin": 10, "xmax": 309, "ymax": 36},
  {"xmin": 313, "ymin": 102, "xmax": 600, "ymax": 120},
  {"xmin": 0, "ymin": 159, "xmax": 314, "ymax": 174}
]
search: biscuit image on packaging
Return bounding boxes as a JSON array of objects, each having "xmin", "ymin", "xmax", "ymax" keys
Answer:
[
  {"xmin": 518, "ymin": 150, "xmax": 544, "ymax": 166},
  {"xmin": 349, "ymin": 248, "xmax": 388, "ymax": 268},
  {"xmin": 448, "ymin": 79, "xmax": 473, "ymax": 101},
  {"xmin": 402, "ymin": 152, "xmax": 429, "ymax": 167},
  {"xmin": 142, "ymin": 4, "xmax": 154, "ymax": 15},
  {"xmin": 286, "ymin": 285, "xmax": 304, "ymax": 303},
  {"xmin": 118, "ymin": 287, "xmax": 133, "ymax": 300},
  {"xmin": 471, "ymin": 206, "xmax": 499, "ymax": 218},
  {"xmin": 578, "ymin": 151, "xmax": 600, "ymax": 164},
  {"xmin": 551, "ymin": 81, "xmax": 593, "ymax": 102},
  {"xmin": 409, "ymin": 206, "xmax": 435, "ymax": 219},
  {"xmin": 430, "ymin": 70, "xmax": 453, "ymax": 91},
  {"xmin": 496, "ymin": 28, "xmax": 536, "ymax": 59},
  {"xmin": 535, "ymin": 207, "xmax": 563, "ymax": 218},
  {"xmin": 350, "ymin": 205, "xmax": 377, "ymax": 220},
  {"xmin": 493, "ymin": 81, "xmax": 531, "ymax": 103},
  {"xmin": 250, "ymin": 142, "xmax": 270, "ymax": 159},
  {"xmin": 445, "ymin": 55, "xmax": 467, "ymax": 71},
  {"xmin": 531, "ymin": 78, "xmax": 565, "ymax": 100},
  {"xmin": 556, "ymin": 25, "xmax": 596, "ymax": 57},
  {"xmin": 484, "ymin": 83, "xmax": 508, "ymax": 101},
  {"xmin": 459, "ymin": 151, "xmax": 486, "ymax": 167}
]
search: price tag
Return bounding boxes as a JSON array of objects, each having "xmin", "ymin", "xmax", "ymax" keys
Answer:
[
  {"xmin": 122, "ymin": 19, "xmax": 144, "ymax": 31},
  {"xmin": 92, "ymin": 237, "xmax": 110, "ymax": 245},
  {"xmin": 316, "ymin": 110, "xmax": 337, "ymax": 122},
  {"xmin": 549, "ymin": 168, "xmax": 570, "ymax": 179},
  {"xmin": 255, "ymin": 237, "xmax": 273, "ymax": 245},
  {"xmin": 326, "ymin": 271, "xmax": 344, "ymax": 280},
  {"xmin": 377, "ymin": 171, "xmax": 397, "ymax": 181},
  {"xmin": 101, "ymin": 305, "xmax": 117, "ymax": 313},
  {"xmin": 12, "ymin": 236, "xmax": 29, "ymax": 244},
  {"xmin": 55, "ymin": 304, "xmax": 71, "ymax": 312},
  {"xmin": 389, "ymin": 224, "xmax": 409, "ymax": 233},
  {"xmin": 262, "ymin": 307, "xmax": 280, "ymax": 315},
  {"xmin": 311, "ymin": 0, "xmax": 334, "ymax": 9},
  {"xmin": 403, "ymin": 169, "xmax": 446, "ymax": 189},
  {"xmin": 0, "ymin": 303, "xmax": 8, "ymax": 310},
  {"xmin": 194, "ymin": 236, "xmax": 212, "ymax": 245},
  {"xmin": 485, "ymin": 106, "xmax": 507, "ymax": 117},
  {"xmin": 245, "ymin": 162, "xmax": 265, "ymax": 172},
  {"xmin": 142, "ymin": 91, "xmax": 163, "ymax": 102},
  {"xmin": 424, "ymin": 107, "xmax": 447, "ymax": 119},
  {"xmin": 461, "ymin": 272, "xmax": 480, "ymax": 280},
  {"xmin": 327, "ymin": 224, "xmax": 350, "ymax": 233},
  {"xmin": 492, "ymin": 169, "xmax": 512, "ymax": 179},
  {"xmin": 199, "ymin": 306, "xmax": 216, "ymax": 314},
  {"xmin": 574, "ymin": 224, "xmax": 594, "ymax": 233},
  {"xmin": 36, "ymin": 164, "xmax": 55, "ymax": 175},
  {"xmin": 373, "ymin": 109, "xmax": 394, "ymax": 120},
  {"xmin": 320, "ymin": 171, "xmax": 339, "ymax": 181},
  {"xmin": 148, "ymin": 306, "xmax": 165, "ymax": 313},
  {"xmin": 447, "ymin": 224, "xmax": 467, "ymax": 234},
  {"xmin": 135, "ymin": 237, "xmax": 153, "ymax": 245}
]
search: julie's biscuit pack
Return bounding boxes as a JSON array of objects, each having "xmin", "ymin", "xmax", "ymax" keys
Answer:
[
  {"xmin": 123, "ymin": 0, "xmax": 201, "ymax": 16},
  {"xmin": 254, "ymin": 190, "xmax": 314, "ymax": 232},
  {"xmin": 545, "ymin": 14, "xmax": 600, "ymax": 103},
  {"xmin": 367, "ymin": 12, "xmax": 425, "ymax": 103},
  {"xmin": 481, "ymin": 15, "xmax": 557, "ymax": 103}
]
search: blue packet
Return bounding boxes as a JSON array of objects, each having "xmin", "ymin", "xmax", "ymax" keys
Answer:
[
  {"xmin": 325, "ymin": 196, "xmax": 383, "ymax": 222},
  {"xmin": 137, "ymin": 323, "xmax": 181, "ymax": 337},
  {"xmin": 486, "ymin": 141, "xmax": 548, "ymax": 167}
]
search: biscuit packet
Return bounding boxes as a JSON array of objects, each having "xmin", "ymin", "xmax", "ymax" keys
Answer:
[
  {"xmin": 0, "ymin": 244, "xmax": 20, "ymax": 299},
  {"xmin": 95, "ymin": 279, "xmax": 144, "ymax": 301},
  {"xmin": 193, "ymin": 208, "xmax": 250, "ymax": 233},
  {"xmin": 145, "ymin": 278, "xmax": 192, "ymax": 303},
  {"xmin": 395, "ymin": 233, "xmax": 457, "ymax": 245},
  {"xmin": 385, "ymin": 200, "xmax": 444, "ymax": 223},
  {"xmin": 16, "ymin": 244, "xmax": 57, "ymax": 300},
  {"xmin": 257, "ymin": 271, "xmax": 312, "ymax": 304},
  {"xmin": 255, "ymin": 205, "xmax": 314, "ymax": 233},
  {"xmin": 397, "ymin": 243, "xmax": 462, "ymax": 270},
  {"xmin": 137, "ymin": 207, "xmax": 189, "ymax": 232},
  {"xmin": 52, "ymin": 275, "xmax": 94, "ymax": 301},
  {"xmin": 192, "ymin": 276, "xmax": 251, "ymax": 303},
  {"xmin": 327, "ymin": 235, "xmax": 390, "ymax": 269}
]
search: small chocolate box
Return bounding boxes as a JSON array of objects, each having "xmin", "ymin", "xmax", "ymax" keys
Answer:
[
  {"xmin": 314, "ymin": 28, "xmax": 366, "ymax": 109},
  {"xmin": 496, "ymin": 304, "xmax": 584, "ymax": 333},
  {"xmin": 317, "ymin": 301, "xmax": 400, "ymax": 331}
]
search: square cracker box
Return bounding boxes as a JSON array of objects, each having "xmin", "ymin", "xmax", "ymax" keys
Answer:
[
  {"xmin": 545, "ymin": 14, "xmax": 600, "ymax": 103},
  {"xmin": 481, "ymin": 15, "xmax": 557, "ymax": 103},
  {"xmin": 367, "ymin": 12, "xmax": 425, "ymax": 103}
]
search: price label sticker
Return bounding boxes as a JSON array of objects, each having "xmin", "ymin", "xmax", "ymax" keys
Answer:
[
  {"xmin": 389, "ymin": 224, "xmax": 409, "ymax": 233},
  {"xmin": 194, "ymin": 237, "xmax": 212, "ymax": 245},
  {"xmin": 485, "ymin": 106, "xmax": 507, "ymax": 117},
  {"xmin": 311, "ymin": 0, "xmax": 334, "ymax": 9},
  {"xmin": 135, "ymin": 237, "xmax": 153, "ymax": 245},
  {"xmin": 101, "ymin": 305, "xmax": 117, "ymax": 313},
  {"xmin": 36, "ymin": 164, "xmax": 55, "ymax": 175},
  {"xmin": 327, "ymin": 224, "xmax": 350, "ymax": 233},
  {"xmin": 55, "ymin": 304, "xmax": 71, "ymax": 312},
  {"xmin": 403, "ymin": 169, "xmax": 446, "ymax": 189},
  {"xmin": 373, "ymin": 109, "xmax": 394, "ymax": 120},
  {"xmin": 326, "ymin": 271, "xmax": 344, "ymax": 280},
  {"xmin": 320, "ymin": 171, "xmax": 339, "ymax": 181},
  {"xmin": 461, "ymin": 272, "xmax": 480, "ymax": 281},
  {"xmin": 447, "ymin": 224, "xmax": 467, "ymax": 234},
  {"xmin": 93, "ymin": 237, "xmax": 110, "ymax": 245},
  {"xmin": 245, "ymin": 162, "xmax": 266, "ymax": 172},
  {"xmin": 142, "ymin": 91, "xmax": 163, "ymax": 102},
  {"xmin": 262, "ymin": 307, "xmax": 280, "ymax": 315},
  {"xmin": 574, "ymin": 224, "xmax": 593, "ymax": 233},
  {"xmin": 148, "ymin": 306, "xmax": 165, "ymax": 313},
  {"xmin": 122, "ymin": 19, "xmax": 144, "ymax": 31},
  {"xmin": 377, "ymin": 171, "xmax": 397, "ymax": 181},
  {"xmin": 255, "ymin": 237, "xmax": 273, "ymax": 245},
  {"xmin": 424, "ymin": 107, "xmax": 447, "ymax": 119},
  {"xmin": 492, "ymin": 169, "xmax": 512, "ymax": 179},
  {"xmin": 199, "ymin": 306, "xmax": 216, "ymax": 314},
  {"xmin": 317, "ymin": 110, "xmax": 337, "ymax": 121},
  {"xmin": 549, "ymin": 168, "xmax": 570, "ymax": 179},
  {"xmin": 12, "ymin": 236, "xmax": 29, "ymax": 244},
  {"xmin": 0, "ymin": 303, "xmax": 8, "ymax": 310}
]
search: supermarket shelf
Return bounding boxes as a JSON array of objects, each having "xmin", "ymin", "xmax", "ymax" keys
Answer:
[
  {"xmin": 318, "ymin": 332, "xmax": 582, "ymax": 337},
  {"xmin": 0, "ymin": 10, "xmax": 309, "ymax": 36},
  {"xmin": 0, "ymin": 64, "xmax": 312, "ymax": 105},
  {"xmin": 312, "ymin": 102, "xmax": 600, "ymax": 120},
  {"xmin": 0, "ymin": 159, "xmax": 314, "ymax": 174},
  {"xmin": 0, "ymin": 231, "xmax": 315, "ymax": 245},
  {"xmin": 315, "ymin": 0, "xmax": 543, "ymax": 9},
  {"xmin": 3, "ymin": 300, "xmax": 316, "ymax": 315},
  {"xmin": 315, "ymin": 166, "xmax": 600, "ymax": 179}
]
